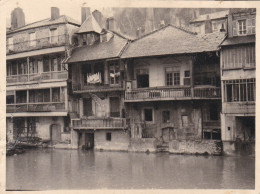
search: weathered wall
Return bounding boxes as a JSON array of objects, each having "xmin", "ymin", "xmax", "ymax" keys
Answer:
[
  {"xmin": 94, "ymin": 130, "xmax": 130, "ymax": 151},
  {"xmin": 132, "ymin": 56, "xmax": 191, "ymax": 87},
  {"xmin": 127, "ymin": 101, "xmax": 203, "ymax": 140},
  {"xmin": 169, "ymin": 140, "xmax": 222, "ymax": 155},
  {"xmin": 7, "ymin": 24, "xmax": 67, "ymax": 53},
  {"xmin": 222, "ymin": 141, "xmax": 255, "ymax": 156},
  {"xmin": 6, "ymin": 118, "xmax": 14, "ymax": 142},
  {"xmin": 129, "ymin": 138, "xmax": 156, "ymax": 152}
]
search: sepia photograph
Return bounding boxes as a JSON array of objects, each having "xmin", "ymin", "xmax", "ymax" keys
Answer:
[{"xmin": 1, "ymin": 0, "xmax": 257, "ymax": 192}]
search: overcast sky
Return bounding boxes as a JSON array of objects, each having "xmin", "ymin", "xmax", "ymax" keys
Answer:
[{"xmin": 3, "ymin": 0, "xmax": 116, "ymax": 27}]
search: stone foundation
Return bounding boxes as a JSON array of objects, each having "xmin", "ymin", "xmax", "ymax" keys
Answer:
[
  {"xmin": 223, "ymin": 141, "xmax": 255, "ymax": 156},
  {"xmin": 169, "ymin": 140, "xmax": 222, "ymax": 155},
  {"xmin": 129, "ymin": 138, "xmax": 156, "ymax": 152}
]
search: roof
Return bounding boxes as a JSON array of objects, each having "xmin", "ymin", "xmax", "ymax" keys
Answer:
[
  {"xmin": 121, "ymin": 24, "xmax": 226, "ymax": 59},
  {"xmin": 7, "ymin": 15, "xmax": 80, "ymax": 34},
  {"xmin": 77, "ymin": 14, "xmax": 102, "ymax": 34},
  {"xmin": 68, "ymin": 33, "xmax": 129, "ymax": 63},
  {"xmin": 221, "ymin": 35, "xmax": 255, "ymax": 47},
  {"xmin": 190, "ymin": 10, "xmax": 229, "ymax": 23}
]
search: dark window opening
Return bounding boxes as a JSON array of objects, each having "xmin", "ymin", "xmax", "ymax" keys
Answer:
[
  {"xmin": 162, "ymin": 111, "xmax": 170, "ymax": 123},
  {"xmin": 110, "ymin": 97, "xmax": 120, "ymax": 117},
  {"xmin": 136, "ymin": 69, "xmax": 149, "ymax": 88},
  {"xmin": 16, "ymin": 90, "xmax": 27, "ymax": 104},
  {"xmin": 144, "ymin": 109, "xmax": 153, "ymax": 122},
  {"xmin": 83, "ymin": 98, "xmax": 93, "ymax": 117},
  {"xmin": 6, "ymin": 95, "xmax": 14, "ymax": 104},
  {"xmin": 209, "ymin": 103, "xmax": 219, "ymax": 121},
  {"xmin": 52, "ymin": 88, "xmax": 60, "ymax": 102},
  {"xmin": 106, "ymin": 133, "xmax": 111, "ymax": 141},
  {"xmin": 109, "ymin": 62, "xmax": 120, "ymax": 85}
]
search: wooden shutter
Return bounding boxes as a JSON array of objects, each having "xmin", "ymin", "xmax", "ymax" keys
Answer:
[{"xmin": 232, "ymin": 21, "xmax": 237, "ymax": 36}]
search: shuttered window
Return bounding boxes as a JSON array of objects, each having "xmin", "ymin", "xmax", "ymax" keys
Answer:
[{"xmin": 222, "ymin": 45, "xmax": 255, "ymax": 69}]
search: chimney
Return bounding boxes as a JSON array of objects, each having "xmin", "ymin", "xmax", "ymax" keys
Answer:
[
  {"xmin": 159, "ymin": 20, "xmax": 165, "ymax": 28},
  {"xmin": 227, "ymin": 12, "xmax": 233, "ymax": 37},
  {"xmin": 106, "ymin": 17, "xmax": 115, "ymax": 31},
  {"xmin": 11, "ymin": 7, "xmax": 25, "ymax": 30},
  {"xmin": 81, "ymin": 7, "xmax": 91, "ymax": 24},
  {"xmin": 51, "ymin": 7, "xmax": 60, "ymax": 20},
  {"xmin": 205, "ymin": 15, "xmax": 212, "ymax": 34}
]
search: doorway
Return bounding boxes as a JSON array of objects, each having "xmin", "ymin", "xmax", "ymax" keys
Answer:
[
  {"xmin": 50, "ymin": 124, "xmax": 61, "ymax": 144},
  {"xmin": 79, "ymin": 132, "xmax": 94, "ymax": 150},
  {"xmin": 162, "ymin": 127, "xmax": 175, "ymax": 143}
]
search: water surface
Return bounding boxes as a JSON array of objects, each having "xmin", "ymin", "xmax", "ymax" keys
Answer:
[{"xmin": 6, "ymin": 149, "xmax": 255, "ymax": 190}]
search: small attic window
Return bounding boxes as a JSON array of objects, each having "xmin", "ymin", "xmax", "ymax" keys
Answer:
[{"xmin": 101, "ymin": 33, "xmax": 107, "ymax": 42}]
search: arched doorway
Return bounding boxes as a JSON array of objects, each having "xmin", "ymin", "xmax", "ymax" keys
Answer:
[{"xmin": 50, "ymin": 124, "xmax": 61, "ymax": 144}]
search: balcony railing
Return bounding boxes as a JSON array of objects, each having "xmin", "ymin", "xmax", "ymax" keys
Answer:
[
  {"xmin": 72, "ymin": 81, "xmax": 125, "ymax": 93},
  {"xmin": 6, "ymin": 35, "xmax": 68, "ymax": 54},
  {"xmin": 7, "ymin": 71, "xmax": 68, "ymax": 84},
  {"xmin": 72, "ymin": 117, "xmax": 127, "ymax": 129},
  {"xmin": 6, "ymin": 102, "xmax": 66, "ymax": 113},
  {"xmin": 125, "ymin": 86, "xmax": 221, "ymax": 101}
]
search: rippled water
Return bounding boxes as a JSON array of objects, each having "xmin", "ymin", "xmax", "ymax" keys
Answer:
[{"xmin": 6, "ymin": 149, "xmax": 255, "ymax": 190}]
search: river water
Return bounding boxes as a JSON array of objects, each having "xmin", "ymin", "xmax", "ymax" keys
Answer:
[{"xmin": 6, "ymin": 149, "xmax": 255, "ymax": 190}]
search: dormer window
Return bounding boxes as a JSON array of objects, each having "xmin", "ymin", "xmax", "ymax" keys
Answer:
[{"xmin": 238, "ymin": 20, "xmax": 246, "ymax": 35}]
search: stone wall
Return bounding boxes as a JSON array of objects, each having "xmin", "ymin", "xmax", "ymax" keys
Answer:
[
  {"xmin": 129, "ymin": 138, "xmax": 156, "ymax": 152},
  {"xmin": 169, "ymin": 140, "xmax": 222, "ymax": 155},
  {"xmin": 94, "ymin": 130, "xmax": 130, "ymax": 151}
]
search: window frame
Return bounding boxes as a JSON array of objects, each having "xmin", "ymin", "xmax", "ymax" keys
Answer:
[
  {"xmin": 165, "ymin": 67, "xmax": 180, "ymax": 86},
  {"xmin": 237, "ymin": 19, "xmax": 247, "ymax": 35},
  {"xmin": 143, "ymin": 108, "xmax": 154, "ymax": 123}
]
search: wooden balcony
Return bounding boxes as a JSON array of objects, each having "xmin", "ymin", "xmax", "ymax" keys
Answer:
[
  {"xmin": 72, "ymin": 82, "xmax": 125, "ymax": 93},
  {"xmin": 125, "ymin": 86, "xmax": 221, "ymax": 102},
  {"xmin": 7, "ymin": 71, "xmax": 68, "ymax": 84},
  {"xmin": 6, "ymin": 35, "xmax": 68, "ymax": 54},
  {"xmin": 6, "ymin": 102, "xmax": 66, "ymax": 113},
  {"xmin": 72, "ymin": 117, "xmax": 128, "ymax": 130}
]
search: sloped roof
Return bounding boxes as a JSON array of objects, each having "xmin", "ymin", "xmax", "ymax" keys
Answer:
[
  {"xmin": 190, "ymin": 10, "xmax": 229, "ymax": 23},
  {"xmin": 77, "ymin": 14, "xmax": 102, "ymax": 34},
  {"xmin": 121, "ymin": 24, "xmax": 226, "ymax": 59},
  {"xmin": 221, "ymin": 35, "xmax": 255, "ymax": 47},
  {"xmin": 68, "ymin": 33, "xmax": 128, "ymax": 63},
  {"xmin": 7, "ymin": 15, "xmax": 80, "ymax": 34}
]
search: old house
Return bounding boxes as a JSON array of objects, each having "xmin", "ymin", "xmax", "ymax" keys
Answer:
[
  {"xmin": 190, "ymin": 10, "xmax": 229, "ymax": 34},
  {"xmin": 220, "ymin": 8, "xmax": 256, "ymax": 155},
  {"xmin": 121, "ymin": 24, "xmax": 226, "ymax": 154},
  {"xmin": 67, "ymin": 8, "xmax": 130, "ymax": 150},
  {"xmin": 6, "ymin": 7, "xmax": 80, "ymax": 144}
]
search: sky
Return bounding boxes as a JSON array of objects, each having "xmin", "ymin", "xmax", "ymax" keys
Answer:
[{"xmin": 2, "ymin": 0, "xmax": 116, "ymax": 27}]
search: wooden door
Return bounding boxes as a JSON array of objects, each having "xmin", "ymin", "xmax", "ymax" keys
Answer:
[{"xmin": 51, "ymin": 124, "xmax": 61, "ymax": 144}]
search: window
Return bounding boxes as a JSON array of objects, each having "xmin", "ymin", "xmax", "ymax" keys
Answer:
[
  {"xmin": 83, "ymin": 98, "xmax": 93, "ymax": 116},
  {"xmin": 136, "ymin": 69, "xmax": 149, "ymax": 88},
  {"xmin": 17, "ymin": 60, "xmax": 28, "ymax": 75},
  {"xmin": 6, "ymin": 95, "xmax": 14, "ymax": 104},
  {"xmin": 184, "ymin": 70, "xmax": 190, "ymax": 85},
  {"xmin": 165, "ymin": 67, "xmax": 180, "ymax": 86},
  {"xmin": 162, "ymin": 111, "xmax": 170, "ymax": 123},
  {"xmin": 50, "ymin": 29, "xmax": 58, "ymax": 44},
  {"xmin": 109, "ymin": 62, "xmax": 120, "ymax": 85},
  {"xmin": 106, "ymin": 133, "xmax": 111, "ymax": 141},
  {"xmin": 29, "ymin": 89, "xmax": 50, "ymax": 103},
  {"xmin": 209, "ymin": 103, "xmax": 219, "ymax": 121},
  {"xmin": 144, "ymin": 108, "xmax": 153, "ymax": 122},
  {"xmin": 224, "ymin": 79, "xmax": 255, "ymax": 102},
  {"xmin": 238, "ymin": 20, "xmax": 246, "ymax": 35},
  {"xmin": 43, "ymin": 56, "xmax": 50, "ymax": 72},
  {"xmin": 16, "ymin": 90, "xmax": 27, "ymax": 104},
  {"xmin": 29, "ymin": 58, "xmax": 38, "ymax": 74},
  {"xmin": 181, "ymin": 115, "xmax": 188, "ymax": 127},
  {"xmin": 51, "ymin": 57, "xmax": 61, "ymax": 71},
  {"xmin": 110, "ymin": 97, "xmax": 120, "ymax": 117},
  {"xmin": 52, "ymin": 88, "xmax": 60, "ymax": 102},
  {"xmin": 7, "ymin": 37, "xmax": 13, "ymax": 51},
  {"xmin": 247, "ymin": 18, "xmax": 255, "ymax": 34},
  {"xmin": 29, "ymin": 32, "xmax": 36, "ymax": 47}
]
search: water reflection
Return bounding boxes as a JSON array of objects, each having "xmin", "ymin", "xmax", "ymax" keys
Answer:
[{"xmin": 6, "ymin": 149, "xmax": 255, "ymax": 190}]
